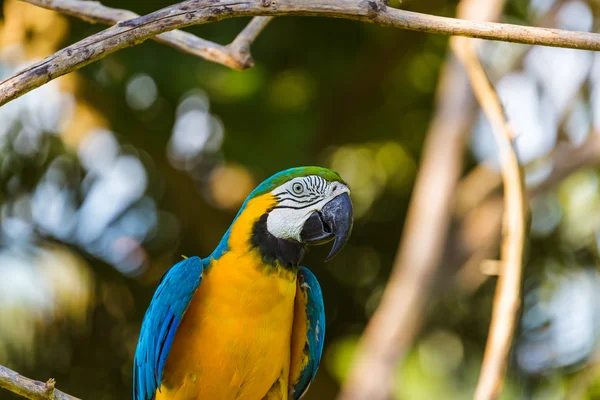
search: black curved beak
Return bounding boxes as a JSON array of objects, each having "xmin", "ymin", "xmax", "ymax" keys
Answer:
[{"xmin": 300, "ymin": 192, "xmax": 354, "ymax": 261}]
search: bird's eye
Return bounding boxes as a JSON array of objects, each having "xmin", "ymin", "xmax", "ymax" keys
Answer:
[{"xmin": 292, "ymin": 182, "xmax": 304, "ymax": 194}]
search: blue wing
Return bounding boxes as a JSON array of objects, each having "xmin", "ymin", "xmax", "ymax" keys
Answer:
[
  {"xmin": 133, "ymin": 256, "xmax": 205, "ymax": 400},
  {"xmin": 289, "ymin": 266, "xmax": 326, "ymax": 400}
]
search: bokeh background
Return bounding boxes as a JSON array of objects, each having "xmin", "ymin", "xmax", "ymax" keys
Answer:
[{"xmin": 2, "ymin": 0, "xmax": 600, "ymax": 398}]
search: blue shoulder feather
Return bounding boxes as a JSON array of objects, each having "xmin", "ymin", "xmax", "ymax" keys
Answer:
[
  {"xmin": 133, "ymin": 256, "xmax": 205, "ymax": 400},
  {"xmin": 292, "ymin": 266, "xmax": 326, "ymax": 400}
]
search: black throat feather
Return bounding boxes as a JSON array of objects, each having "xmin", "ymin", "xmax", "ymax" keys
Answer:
[{"xmin": 251, "ymin": 213, "xmax": 306, "ymax": 270}]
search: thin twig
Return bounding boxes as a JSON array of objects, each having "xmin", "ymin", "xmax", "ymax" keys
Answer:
[
  {"xmin": 453, "ymin": 132, "xmax": 600, "ymax": 295},
  {"xmin": 225, "ymin": 16, "xmax": 273, "ymax": 67},
  {"xmin": 530, "ymin": 135, "xmax": 600, "ymax": 196},
  {"xmin": 455, "ymin": 68, "xmax": 593, "ymax": 217},
  {"xmin": 20, "ymin": 0, "xmax": 271, "ymax": 70},
  {"xmin": 338, "ymin": 60, "xmax": 473, "ymax": 400},
  {"xmin": 455, "ymin": 165, "xmax": 503, "ymax": 217},
  {"xmin": 452, "ymin": 34, "xmax": 527, "ymax": 400},
  {"xmin": 0, "ymin": 364, "xmax": 80, "ymax": 400},
  {"xmin": 337, "ymin": 1, "xmax": 504, "ymax": 399},
  {"xmin": 337, "ymin": 46, "xmax": 473, "ymax": 400},
  {"xmin": 4, "ymin": 0, "xmax": 600, "ymax": 106}
]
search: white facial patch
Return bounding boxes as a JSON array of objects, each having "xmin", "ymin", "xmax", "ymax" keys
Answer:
[{"xmin": 266, "ymin": 176, "xmax": 350, "ymax": 241}]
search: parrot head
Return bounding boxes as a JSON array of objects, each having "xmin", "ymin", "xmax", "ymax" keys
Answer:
[
  {"xmin": 263, "ymin": 167, "xmax": 353, "ymax": 261},
  {"xmin": 222, "ymin": 166, "xmax": 354, "ymax": 266}
]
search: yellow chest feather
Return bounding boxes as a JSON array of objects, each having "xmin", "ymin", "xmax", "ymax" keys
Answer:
[
  {"xmin": 157, "ymin": 252, "xmax": 297, "ymax": 400},
  {"xmin": 156, "ymin": 193, "xmax": 299, "ymax": 400}
]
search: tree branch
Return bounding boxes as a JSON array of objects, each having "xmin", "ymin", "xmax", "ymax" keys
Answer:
[
  {"xmin": 453, "ymin": 132, "xmax": 600, "ymax": 296},
  {"xmin": 530, "ymin": 136, "xmax": 600, "ymax": 196},
  {"xmin": 336, "ymin": 1, "xmax": 504, "ymax": 398},
  {"xmin": 4, "ymin": 0, "xmax": 600, "ymax": 106},
  {"xmin": 338, "ymin": 60, "xmax": 473, "ymax": 400},
  {"xmin": 452, "ymin": 31, "xmax": 527, "ymax": 400},
  {"xmin": 20, "ymin": 0, "xmax": 271, "ymax": 70},
  {"xmin": 457, "ymin": 131, "xmax": 600, "ymax": 221},
  {"xmin": 0, "ymin": 364, "xmax": 80, "ymax": 400},
  {"xmin": 455, "ymin": 41, "xmax": 591, "ymax": 219},
  {"xmin": 225, "ymin": 16, "xmax": 273, "ymax": 67}
]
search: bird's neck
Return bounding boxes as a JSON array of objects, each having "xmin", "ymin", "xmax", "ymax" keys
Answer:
[
  {"xmin": 212, "ymin": 193, "xmax": 304, "ymax": 273},
  {"xmin": 251, "ymin": 213, "xmax": 305, "ymax": 270}
]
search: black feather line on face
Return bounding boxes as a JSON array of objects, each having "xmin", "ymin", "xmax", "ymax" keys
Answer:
[
  {"xmin": 278, "ymin": 195, "xmax": 320, "ymax": 204},
  {"xmin": 286, "ymin": 189, "xmax": 310, "ymax": 199},
  {"xmin": 273, "ymin": 188, "xmax": 308, "ymax": 200},
  {"xmin": 250, "ymin": 213, "xmax": 305, "ymax": 269},
  {"xmin": 272, "ymin": 199, "xmax": 323, "ymax": 210}
]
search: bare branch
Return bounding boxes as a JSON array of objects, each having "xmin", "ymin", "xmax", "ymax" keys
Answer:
[
  {"xmin": 4, "ymin": 0, "xmax": 600, "ymax": 106},
  {"xmin": 454, "ymin": 132, "xmax": 600, "ymax": 295},
  {"xmin": 20, "ymin": 0, "xmax": 271, "ymax": 70},
  {"xmin": 455, "ymin": 45, "xmax": 592, "ymax": 218},
  {"xmin": 452, "ymin": 32, "xmax": 527, "ymax": 400},
  {"xmin": 455, "ymin": 165, "xmax": 503, "ymax": 217},
  {"xmin": 337, "ymin": 53, "xmax": 474, "ymax": 400},
  {"xmin": 225, "ymin": 17, "xmax": 273, "ymax": 67},
  {"xmin": 0, "ymin": 364, "xmax": 79, "ymax": 400},
  {"xmin": 336, "ymin": 1, "xmax": 506, "ymax": 399},
  {"xmin": 530, "ymin": 135, "xmax": 600, "ymax": 196}
]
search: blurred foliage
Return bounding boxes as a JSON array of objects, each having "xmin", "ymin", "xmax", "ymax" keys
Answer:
[{"xmin": 2, "ymin": 0, "xmax": 600, "ymax": 399}]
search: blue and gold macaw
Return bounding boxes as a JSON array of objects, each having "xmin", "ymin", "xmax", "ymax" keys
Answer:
[{"xmin": 134, "ymin": 166, "xmax": 354, "ymax": 400}]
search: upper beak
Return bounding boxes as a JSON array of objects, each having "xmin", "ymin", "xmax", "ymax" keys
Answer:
[{"xmin": 300, "ymin": 192, "xmax": 354, "ymax": 261}]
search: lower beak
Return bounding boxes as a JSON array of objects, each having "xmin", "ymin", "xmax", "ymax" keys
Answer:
[{"xmin": 300, "ymin": 192, "xmax": 354, "ymax": 261}]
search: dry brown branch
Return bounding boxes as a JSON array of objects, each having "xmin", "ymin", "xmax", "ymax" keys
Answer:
[
  {"xmin": 455, "ymin": 165, "xmax": 503, "ymax": 217},
  {"xmin": 452, "ymin": 32, "xmax": 527, "ymax": 400},
  {"xmin": 454, "ymin": 18, "xmax": 592, "ymax": 219},
  {"xmin": 454, "ymin": 133, "xmax": 600, "ymax": 294},
  {"xmin": 0, "ymin": 364, "xmax": 79, "ymax": 400},
  {"xmin": 530, "ymin": 135, "xmax": 600, "ymax": 196},
  {"xmin": 337, "ymin": 60, "xmax": 473, "ymax": 400},
  {"xmin": 225, "ymin": 16, "xmax": 273, "ymax": 67},
  {"xmin": 20, "ymin": 0, "xmax": 271, "ymax": 70},
  {"xmin": 455, "ymin": 135, "xmax": 594, "ymax": 218},
  {"xmin": 337, "ymin": 1, "xmax": 504, "ymax": 399},
  {"xmin": 4, "ymin": 0, "xmax": 600, "ymax": 106}
]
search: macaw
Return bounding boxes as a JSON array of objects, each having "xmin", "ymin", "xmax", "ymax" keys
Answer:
[{"xmin": 133, "ymin": 166, "xmax": 354, "ymax": 400}]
